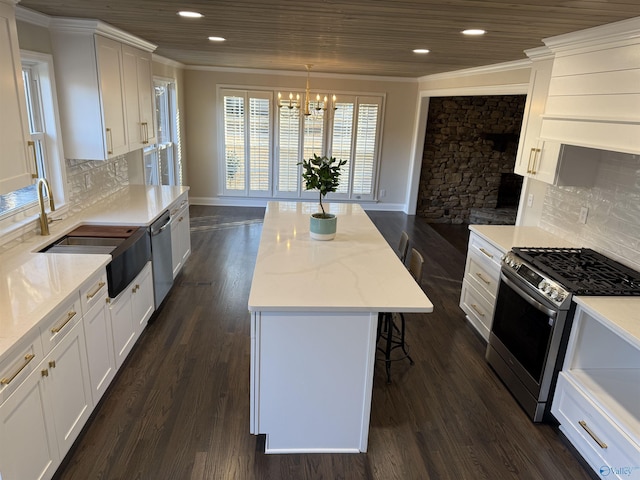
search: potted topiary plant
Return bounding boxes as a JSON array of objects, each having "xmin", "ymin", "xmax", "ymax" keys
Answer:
[{"xmin": 299, "ymin": 153, "xmax": 347, "ymax": 240}]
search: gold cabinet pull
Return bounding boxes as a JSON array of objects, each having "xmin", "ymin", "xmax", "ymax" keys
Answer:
[
  {"xmin": 51, "ymin": 310, "xmax": 76, "ymax": 333},
  {"xmin": 476, "ymin": 272, "xmax": 491, "ymax": 285},
  {"xmin": 106, "ymin": 128, "xmax": 113, "ymax": 154},
  {"xmin": 87, "ymin": 281, "xmax": 106, "ymax": 300},
  {"xmin": 531, "ymin": 148, "xmax": 541, "ymax": 175},
  {"xmin": 41, "ymin": 369, "xmax": 49, "ymax": 377},
  {"xmin": 141, "ymin": 122, "xmax": 149, "ymax": 144},
  {"xmin": 579, "ymin": 420, "xmax": 607, "ymax": 449},
  {"xmin": 49, "ymin": 360, "xmax": 56, "ymax": 369},
  {"xmin": 479, "ymin": 248, "xmax": 493, "ymax": 259},
  {"xmin": 527, "ymin": 147, "xmax": 536, "ymax": 173},
  {"xmin": 1, "ymin": 353, "xmax": 36, "ymax": 385},
  {"xmin": 28, "ymin": 140, "xmax": 38, "ymax": 178},
  {"xmin": 471, "ymin": 304, "xmax": 485, "ymax": 317}
]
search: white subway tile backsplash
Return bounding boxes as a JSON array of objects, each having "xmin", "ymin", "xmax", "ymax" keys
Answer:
[{"xmin": 540, "ymin": 151, "xmax": 640, "ymax": 270}]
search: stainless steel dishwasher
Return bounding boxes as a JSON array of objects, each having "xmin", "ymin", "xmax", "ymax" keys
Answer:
[{"xmin": 150, "ymin": 210, "xmax": 173, "ymax": 309}]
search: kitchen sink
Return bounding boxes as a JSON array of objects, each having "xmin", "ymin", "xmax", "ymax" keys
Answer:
[{"xmin": 40, "ymin": 225, "xmax": 151, "ymax": 298}]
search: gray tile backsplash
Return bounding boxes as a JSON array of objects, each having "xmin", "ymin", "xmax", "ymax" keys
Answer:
[{"xmin": 540, "ymin": 150, "xmax": 640, "ymax": 270}]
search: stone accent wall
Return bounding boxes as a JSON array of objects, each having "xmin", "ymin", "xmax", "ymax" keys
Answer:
[{"xmin": 417, "ymin": 95, "xmax": 526, "ymax": 223}]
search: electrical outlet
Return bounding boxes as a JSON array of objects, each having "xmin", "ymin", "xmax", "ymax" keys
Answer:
[
  {"xmin": 527, "ymin": 193, "xmax": 534, "ymax": 207},
  {"xmin": 578, "ymin": 207, "xmax": 589, "ymax": 224}
]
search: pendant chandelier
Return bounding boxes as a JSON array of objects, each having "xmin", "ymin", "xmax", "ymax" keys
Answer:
[{"xmin": 278, "ymin": 64, "xmax": 336, "ymax": 116}]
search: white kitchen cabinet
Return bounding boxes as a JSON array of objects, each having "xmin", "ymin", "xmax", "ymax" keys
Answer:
[
  {"xmin": 122, "ymin": 45, "xmax": 156, "ymax": 150},
  {"xmin": 81, "ymin": 272, "xmax": 116, "ymax": 404},
  {"xmin": 551, "ymin": 302, "xmax": 640, "ymax": 479},
  {"xmin": 49, "ymin": 19, "xmax": 156, "ymax": 160},
  {"xmin": 0, "ymin": 295, "xmax": 92, "ymax": 480},
  {"xmin": 109, "ymin": 262, "xmax": 153, "ymax": 368},
  {"xmin": 0, "ymin": 0, "xmax": 34, "ymax": 195},
  {"xmin": 170, "ymin": 195, "xmax": 191, "ymax": 278},
  {"xmin": 459, "ymin": 231, "xmax": 505, "ymax": 341},
  {"xmin": 514, "ymin": 50, "xmax": 555, "ymax": 184}
]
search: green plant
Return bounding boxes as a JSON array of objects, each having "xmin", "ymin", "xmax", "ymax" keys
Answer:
[{"xmin": 299, "ymin": 154, "xmax": 347, "ymax": 217}]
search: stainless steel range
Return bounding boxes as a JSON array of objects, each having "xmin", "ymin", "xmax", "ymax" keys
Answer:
[{"xmin": 486, "ymin": 247, "xmax": 640, "ymax": 422}]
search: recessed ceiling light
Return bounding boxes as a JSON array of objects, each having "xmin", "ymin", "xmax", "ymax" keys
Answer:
[
  {"xmin": 178, "ymin": 11, "xmax": 203, "ymax": 18},
  {"xmin": 413, "ymin": 49, "xmax": 430, "ymax": 54},
  {"xmin": 208, "ymin": 36, "xmax": 226, "ymax": 42},
  {"xmin": 462, "ymin": 29, "xmax": 486, "ymax": 35}
]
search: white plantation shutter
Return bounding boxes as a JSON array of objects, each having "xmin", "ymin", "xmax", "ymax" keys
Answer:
[
  {"xmin": 303, "ymin": 101, "xmax": 325, "ymax": 160},
  {"xmin": 353, "ymin": 100, "xmax": 380, "ymax": 196},
  {"xmin": 277, "ymin": 105, "xmax": 301, "ymax": 193},
  {"xmin": 223, "ymin": 94, "xmax": 245, "ymax": 191},
  {"xmin": 331, "ymin": 101, "xmax": 354, "ymax": 194},
  {"xmin": 222, "ymin": 89, "xmax": 272, "ymax": 195},
  {"xmin": 249, "ymin": 97, "xmax": 271, "ymax": 192}
]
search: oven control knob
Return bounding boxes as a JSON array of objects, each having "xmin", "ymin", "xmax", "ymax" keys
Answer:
[
  {"xmin": 549, "ymin": 289, "xmax": 559, "ymax": 300},
  {"xmin": 539, "ymin": 280, "xmax": 549, "ymax": 292}
]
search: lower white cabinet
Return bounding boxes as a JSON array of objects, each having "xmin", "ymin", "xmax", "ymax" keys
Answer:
[
  {"xmin": 459, "ymin": 230, "xmax": 505, "ymax": 340},
  {"xmin": 0, "ymin": 311, "xmax": 92, "ymax": 480},
  {"xmin": 110, "ymin": 262, "xmax": 154, "ymax": 368},
  {"xmin": 170, "ymin": 196, "xmax": 191, "ymax": 278}
]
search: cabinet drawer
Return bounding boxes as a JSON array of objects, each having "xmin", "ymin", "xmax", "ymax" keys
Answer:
[
  {"xmin": 466, "ymin": 254, "xmax": 500, "ymax": 300},
  {"xmin": 468, "ymin": 233, "xmax": 503, "ymax": 270},
  {"xmin": 460, "ymin": 280, "xmax": 494, "ymax": 341},
  {"xmin": 81, "ymin": 270, "xmax": 108, "ymax": 316},
  {"xmin": 40, "ymin": 296, "xmax": 82, "ymax": 355},
  {"xmin": 0, "ymin": 330, "xmax": 43, "ymax": 404},
  {"xmin": 553, "ymin": 373, "xmax": 640, "ymax": 477}
]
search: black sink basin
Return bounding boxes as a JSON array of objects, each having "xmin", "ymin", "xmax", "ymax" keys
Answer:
[{"xmin": 41, "ymin": 226, "xmax": 151, "ymax": 298}]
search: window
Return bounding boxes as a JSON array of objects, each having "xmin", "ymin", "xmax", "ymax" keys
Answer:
[
  {"xmin": 144, "ymin": 78, "xmax": 180, "ymax": 186},
  {"xmin": 0, "ymin": 53, "xmax": 64, "ymax": 220},
  {"xmin": 220, "ymin": 87, "xmax": 383, "ymax": 201}
]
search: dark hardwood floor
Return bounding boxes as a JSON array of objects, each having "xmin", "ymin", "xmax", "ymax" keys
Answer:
[{"xmin": 53, "ymin": 206, "xmax": 592, "ymax": 480}]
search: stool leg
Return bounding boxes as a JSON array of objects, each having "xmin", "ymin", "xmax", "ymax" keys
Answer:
[
  {"xmin": 384, "ymin": 312, "xmax": 393, "ymax": 384},
  {"xmin": 399, "ymin": 313, "xmax": 414, "ymax": 365}
]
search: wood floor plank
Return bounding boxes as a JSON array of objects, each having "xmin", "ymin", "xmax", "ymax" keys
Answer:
[{"xmin": 52, "ymin": 206, "xmax": 592, "ymax": 480}]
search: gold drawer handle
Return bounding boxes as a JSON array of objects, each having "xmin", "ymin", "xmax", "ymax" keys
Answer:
[
  {"xmin": 471, "ymin": 304, "xmax": 485, "ymax": 317},
  {"xmin": 106, "ymin": 128, "xmax": 113, "ymax": 154},
  {"xmin": 1, "ymin": 353, "xmax": 36, "ymax": 385},
  {"xmin": 476, "ymin": 272, "xmax": 491, "ymax": 285},
  {"xmin": 51, "ymin": 310, "xmax": 77, "ymax": 333},
  {"xmin": 579, "ymin": 420, "xmax": 607, "ymax": 449},
  {"xmin": 479, "ymin": 248, "xmax": 493, "ymax": 259},
  {"xmin": 527, "ymin": 147, "xmax": 536, "ymax": 173},
  {"xmin": 87, "ymin": 281, "xmax": 106, "ymax": 300}
]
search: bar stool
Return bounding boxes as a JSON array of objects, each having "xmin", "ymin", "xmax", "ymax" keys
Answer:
[
  {"xmin": 378, "ymin": 231, "xmax": 410, "ymax": 343},
  {"xmin": 377, "ymin": 247, "xmax": 424, "ymax": 384}
]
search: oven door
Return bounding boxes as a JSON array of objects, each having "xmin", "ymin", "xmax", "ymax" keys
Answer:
[{"xmin": 488, "ymin": 270, "xmax": 564, "ymax": 403}]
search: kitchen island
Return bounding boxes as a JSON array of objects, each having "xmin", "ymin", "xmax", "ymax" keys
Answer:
[{"xmin": 248, "ymin": 202, "xmax": 433, "ymax": 453}]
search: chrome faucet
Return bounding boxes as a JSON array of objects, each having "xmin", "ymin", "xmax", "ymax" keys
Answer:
[{"xmin": 37, "ymin": 178, "xmax": 56, "ymax": 235}]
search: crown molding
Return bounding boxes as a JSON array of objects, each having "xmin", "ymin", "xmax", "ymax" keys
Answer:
[
  {"xmin": 185, "ymin": 64, "xmax": 417, "ymax": 83},
  {"xmin": 49, "ymin": 17, "xmax": 157, "ymax": 52},
  {"xmin": 417, "ymin": 58, "xmax": 531, "ymax": 83},
  {"xmin": 544, "ymin": 16, "xmax": 640, "ymax": 53},
  {"xmin": 152, "ymin": 54, "xmax": 185, "ymax": 69},
  {"xmin": 15, "ymin": 6, "xmax": 51, "ymax": 27}
]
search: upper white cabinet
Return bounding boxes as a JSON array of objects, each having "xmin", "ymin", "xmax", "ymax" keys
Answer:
[
  {"xmin": 49, "ymin": 19, "xmax": 156, "ymax": 161},
  {"xmin": 539, "ymin": 17, "xmax": 640, "ymax": 154},
  {"xmin": 123, "ymin": 45, "xmax": 156, "ymax": 150},
  {"xmin": 0, "ymin": 0, "xmax": 34, "ymax": 194}
]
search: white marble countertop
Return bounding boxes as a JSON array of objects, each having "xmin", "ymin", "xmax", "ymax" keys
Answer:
[
  {"xmin": 469, "ymin": 225, "xmax": 575, "ymax": 252},
  {"xmin": 248, "ymin": 202, "xmax": 434, "ymax": 313},
  {"xmin": 0, "ymin": 185, "xmax": 188, "ymax": 362},
  {"xmin": 574, "ymin": 296, "xmax": 640, "ymax": 350}
]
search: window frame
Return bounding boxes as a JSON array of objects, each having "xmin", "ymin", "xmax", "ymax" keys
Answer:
[{"xmin": 218, "ymin": 85, "xmax": 385, "ymax": 203}]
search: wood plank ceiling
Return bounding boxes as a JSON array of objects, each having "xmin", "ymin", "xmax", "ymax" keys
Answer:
[{"xmin": 18, "ymin": 0, "xmax": 640, "ymax": 77}]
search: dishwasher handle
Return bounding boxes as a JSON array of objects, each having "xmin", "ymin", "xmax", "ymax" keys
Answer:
[{"xmin": 150, "ymin": 211, "xmax": 171, "ymax": 236}]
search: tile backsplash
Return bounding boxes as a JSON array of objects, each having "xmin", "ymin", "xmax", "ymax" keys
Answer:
[{"xmin": 540, "ymin": 150, "xmax": 640, "ymax": 270}]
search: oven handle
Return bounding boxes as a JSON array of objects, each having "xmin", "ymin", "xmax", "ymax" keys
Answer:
[{"xmin": 500, "ymin": 271, "xmax": 558, "ymax": 320}]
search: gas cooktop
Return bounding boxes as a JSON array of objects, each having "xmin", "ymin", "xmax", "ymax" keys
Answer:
[{"xmin": 511, "ymin": 247, "xmax": 640, "ymax": 296}]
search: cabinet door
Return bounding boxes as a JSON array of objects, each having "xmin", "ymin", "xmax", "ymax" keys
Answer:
[
  {"xmin": 530, "ymin": 140, "xmax": 561, "ymax": 185},
  {"xmin": 83, "ymin": 298, "xmax": 116, "ymax": 404},
  {"xmin": 46, "ymin": 320, "xmax": 93, "ymax": 455},
  {"xmin": 0, "ymin": 365, "xmax": 59, "ymax": 480},
  {"xmin": 0, "ymin": 1, "xmax": 34, "ymax": 194},
  {"xmin": 171, "ymin": 202, "xmax": 191, "ymax": 278},
  {"xmin": 123, "ymin": 46, "xmax": 155, "ymax": 150},
  {"xmin": 95, "ymin": 35, "xmax": 128, "ymax": 157},
  {"xmin": 514, "ymin": 57, "xmax": 553, "ymax": 180},
  {"xmin": 132, "ymin": 263, "xmax": 154, "ymax": 334},
  {"xmin": 109, "ymin": 290, "xmax": 136, "ymax": 369},
  {"xmin": 136, "ymin": 49, "xmax": 156, "ymax": 146}
]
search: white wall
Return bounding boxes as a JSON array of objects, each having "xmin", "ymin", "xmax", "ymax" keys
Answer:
[{"xmin": 183, "ymin": 68, "xmax": 418, "ymax": 210}]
